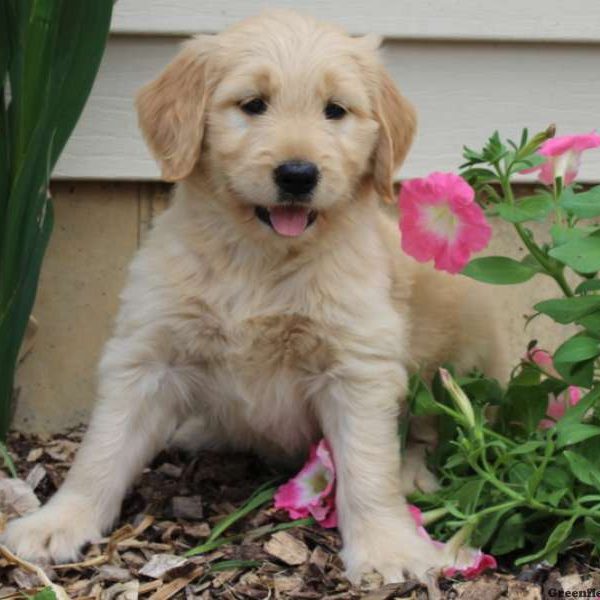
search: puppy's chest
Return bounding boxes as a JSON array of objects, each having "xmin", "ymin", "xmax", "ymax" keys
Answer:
[{"xmin": 178, "ymin": 300, "xmax": 338, "ymax": 379}]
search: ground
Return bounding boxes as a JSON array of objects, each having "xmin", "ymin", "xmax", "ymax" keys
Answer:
[{"xmin": 0, "ymin": 429, "xmax": 598, "ymax": 599}]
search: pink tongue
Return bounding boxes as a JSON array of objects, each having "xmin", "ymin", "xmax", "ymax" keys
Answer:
[{"xmin": 269, "ymin": 206, "xmax": 309, "ymax": 237}]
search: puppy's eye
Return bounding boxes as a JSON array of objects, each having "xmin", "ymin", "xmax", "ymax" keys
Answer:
[
  {"xmin": 240, "ymin": 98, "xmax": 267, "ymax": 115},
  {"xmin": 324, "ymin": 102, "xmax": 347, "ymax": 120}
]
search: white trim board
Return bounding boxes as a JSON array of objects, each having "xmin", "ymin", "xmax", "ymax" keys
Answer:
[
  {"xmin": 111, "ymin": 0, "xmax": 600, "ymax": 43},
  {"xmin": 54, "ymin": 37, "xmax": 600, "ymax": 182}
]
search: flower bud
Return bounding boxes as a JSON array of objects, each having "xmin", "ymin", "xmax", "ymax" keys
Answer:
[{"xmin": 439, "ymin": 368, "xmax": 476, "ymax": 429}]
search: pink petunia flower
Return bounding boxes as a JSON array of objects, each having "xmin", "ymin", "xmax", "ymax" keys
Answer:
[
  {"xmin": 408, "ymin": 504, "xmax": 497, "ymax": 580},
  {"xmin": 398, "ymin": 172, "xmax": 492, "ymax": 274},
  {"xmin": 274, "ymin": 439, "xmax": 337, "ymax": 528},
  {"xmin": 525, "ymin": 132, "xmax": 600, "ymax": 186},
  {"xmin": 539, "ymin": 386, "xmax": 582, "ymax": 430}
]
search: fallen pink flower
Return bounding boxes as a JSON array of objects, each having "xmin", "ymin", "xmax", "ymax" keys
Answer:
[
  {"xmin": 398, "ymin": 172, "xmax": 491, "ymax": 274},
  {"xmin": 539, "ymin": 385, "xmax": 583, "ymax": 430},
  {"xmin": 275, "ymin": 441, "xmax": 496, "ymax": 578},
  {"xmin": 274, "ymin": 439, "xmax": 337, "ymax": 528},
  {"xmin": 408, "ymin": 504, "xmax": 497, "ymax": 580},
  {"xmin": 525, "ymin": 132, "xmax": 600, "ymax": 186}
]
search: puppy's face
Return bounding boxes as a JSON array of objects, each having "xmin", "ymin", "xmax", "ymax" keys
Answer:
[{"xmin": 137, "ymin": 11, "xmax": 416, "ymax": 242}]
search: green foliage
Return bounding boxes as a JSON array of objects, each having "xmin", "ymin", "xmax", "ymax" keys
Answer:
[
  {"xmin": 410, "ymin": 126, "xmax": 600, "ymax": 567},
  {"xmin": 0, "ymin": 1, "xmax": 113, "ymax": 438},
  {"xmin": 462, "ymin": 256, "xmax": 538, "ymax": 284}
]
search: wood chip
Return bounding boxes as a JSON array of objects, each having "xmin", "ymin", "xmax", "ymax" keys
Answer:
[
  {"xmin": 309, "ymin": 545, "xmax": 329, "ymax": 572},
  {"xmin": 25, "ymin": 464, "xmax": 47, "ymax": 491},
  {"xmin": 99, "ymin": 580, "xmax": 139, "ymax": 600},
  {"xmin": 0, "ymin": 544, "xmax": 69, "ymax": 600},
  {"xmin": 182, "ymin": 521, "xmax": 211, "ymax": 539},
  {"xmin": 507, "ymin": 580, "xmax": 542, "ymax": 600},
  {"xmin": 264, "ymin": 531, "xmax": 309, "ymax": 566},
  {"xmin": 455, "ymin": 575, "xmax": 505, "ymax": 600},
  {"xmin": 95, "ymin": 565, "xmax": 133, "ymax": 583},
  {"xmin": 172, "ymin": 496, "xmax": 204, "ymax": 520},
  {"xmin": 157, "ymin": 463, "xmax": 183, "ymax": 479},
  {"xmin": 139, "ymin": 554, "xmax": 190, "ymax": 580},
  {"xmin": 0, "ymin": 478, "xmax": 40, "ymax": 518},
  {"xmin": 45, "ymin": 439, "xmax": 79, "ymax": 463},
  {"xmin": 26, "ymin": 448, "xmax": 43, "ymax": 462},
  {"xmin": 273, "ymin": 573, "xmax": 304, "ymax": 593},
  {"xmin": 147, "ymin": 564, "xmax": 205, "ymax": 600}
]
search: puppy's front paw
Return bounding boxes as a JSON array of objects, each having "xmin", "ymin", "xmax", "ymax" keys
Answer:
[
  {"xmin": 0, "ymin": 494, "xmax": 101, "ymax": 564},
  {"xmin": 341, "ymin": 515, "xmax": 442, "ymax": 584}
]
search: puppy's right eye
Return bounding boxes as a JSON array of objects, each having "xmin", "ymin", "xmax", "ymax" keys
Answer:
[{"xmin": 240, "ymin": 98, "xmax": 267, "ymax": 115}]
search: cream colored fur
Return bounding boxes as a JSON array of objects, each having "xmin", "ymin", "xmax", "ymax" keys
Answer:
[{"xmin": 2, "ymin": 10, "xmax": 506, "ymax": 583}]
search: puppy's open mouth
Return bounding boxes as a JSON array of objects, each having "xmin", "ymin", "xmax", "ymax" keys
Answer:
[{"xmin": 254, "ymin": 205, "xmax": 318, "ymax": 237}]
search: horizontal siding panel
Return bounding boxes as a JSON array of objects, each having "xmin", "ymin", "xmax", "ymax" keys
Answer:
[
  {"xmin": 55, "ymin": 37, "xmax": 600, "ymax": 181},
  {"xmin": 112, "ymin": 0, "xmax": 600, "ymax": 43}
]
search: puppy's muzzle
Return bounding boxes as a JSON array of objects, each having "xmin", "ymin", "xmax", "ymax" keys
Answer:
[{"xmin": 274, "ymin": 160, "xmax": 319, "ymax": 198}]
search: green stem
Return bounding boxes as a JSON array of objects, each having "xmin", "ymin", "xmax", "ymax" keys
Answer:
[{"xmin": 499, "ymin": 175, "xmax": 573, "ymax": 297}]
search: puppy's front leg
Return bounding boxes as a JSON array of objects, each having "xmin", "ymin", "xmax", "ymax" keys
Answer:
[
  {"xmin": 1, "ymin": 333, "xmax": 190, "ymax": 563},
  {"xmin": 317, "ymin": 366, "xmax": 442, "ymax": 583}
]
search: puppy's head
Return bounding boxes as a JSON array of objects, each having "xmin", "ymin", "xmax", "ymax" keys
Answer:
[{"xmin": 137, "ymin": 11, "xmax": 416, "ymax": 241}]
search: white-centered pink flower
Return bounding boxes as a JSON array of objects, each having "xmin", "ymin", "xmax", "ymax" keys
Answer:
[
  {"xmin": 526, "ymin": 132, "xmax": 600, "ymax": 186},
  {"xmin": 398, "ymin": 172, "xmax": 492, "ymax": 274},
  {"xmin": 274, "ymin": 439, "xmax": 337, "ymax": 527}
]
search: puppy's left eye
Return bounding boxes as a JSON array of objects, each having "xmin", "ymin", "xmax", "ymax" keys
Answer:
[
  {"xmin": 324, "ymin": 102, "xmax": 347, "ymax": 120},
  {"xmin": 240, "ymin": 98, "xmax": 268, "ymax": 116}
]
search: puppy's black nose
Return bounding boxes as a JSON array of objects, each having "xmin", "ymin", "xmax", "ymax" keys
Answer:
[{"xmin": 274, "ymin": 161, "xmax": 319, "ymax": 196}]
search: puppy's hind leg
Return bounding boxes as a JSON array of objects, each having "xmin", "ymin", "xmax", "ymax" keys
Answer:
[{"xmin": 1, "ymin": 332, "xmax": 194, "ymax": 563}]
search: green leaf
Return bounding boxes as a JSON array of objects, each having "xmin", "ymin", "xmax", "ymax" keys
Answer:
[
  {"xmin": 560, "ymin": 185, "xmax": 600, "ymax": 218},
  {"xmin": 564, "ymin": 450, "xmax": 600, "ymax": 488},
  {"xmin": 557, "ymin": 423, "xmax": 600, "ymax": 449},
  {"xmin": 507, "ymin": 441, "xmax": 545, "ymax": 455},
  {"xmin": 534, "ymin": 296, "xmax": 600, "ymax": 324},
  {"xmin": 575, "ymin": 279, "xmax": 600, "ymax": 294},
  {"xmin": 500, "ymin": 384, "xmax": 551, "ymax": 434},
  {"xmin": 549, "ymin": 235, "xmax": 600, "ymax": 273},
  {"xmin": 410, "ymin": 376, "xmax": 445, "ymax": 416},
  {"xmin": 490, "ymin": 513, "xmax": 525, "ymax": 555},
  {"xmin": 584, "ymin": 517, "xmax": 600, "ymax": 550},
  {"xmin": 455, "ymin": 479, "xmax": 485, "ymax": 514},
  {"xmin": 515, "ymin": 518, "xmax": 576, "ymax": 566},
  {"xmin": 553, "ymin": 335, "xmax": 600, "ymax": 364},
  {"xmin": 29, "ymin": 588, "xmax": 57, "ymax": 600},
  {"xmin": 553, "ymin": 357, "xmax": 594, "ymax": 388},
  {"xmin": 462, "ymin": 257, "xmax": 538, "ymax": 285},
  {"xmin": 550, "ymin": 224, "xmax": 594, "ymax": 247},
  {"xmin": 541, "ymin": 465, "xmax": 572, "ymax": 490},
  {"xmin": 497, "ymin": 194, "xmax": 553, "ymax": 223},
  {"xmin": 0, "ymin": 441, "xmax": 17, "ymax": 477},
  {"xmin": 470, "ymin": 507, "xmax": 512, "ymax": 549},
  {"xmin": 205, "ymin": 483, "xmax": 278, "ymax": 544},
  {"xmin": 210, "ymin": 559, "xmax": 262, "ymax": 572}
]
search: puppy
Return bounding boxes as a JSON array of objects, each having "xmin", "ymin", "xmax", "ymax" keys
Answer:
[{"xmin": 2, "ymin": 10, "xmax": 506, "ymax": 582}]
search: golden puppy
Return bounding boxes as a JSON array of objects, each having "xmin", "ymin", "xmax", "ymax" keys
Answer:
[{"xmin": 2, "ymin": 10, "xmax": 506, "ymax": 582}]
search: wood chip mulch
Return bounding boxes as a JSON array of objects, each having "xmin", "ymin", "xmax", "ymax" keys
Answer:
[{"xmin": 1, "ymin": 429, "xmax": 598, "ymax": 599}]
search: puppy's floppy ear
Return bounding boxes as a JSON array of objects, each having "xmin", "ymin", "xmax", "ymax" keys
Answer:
[
  {"xmin": 136, "ymin": 37, "xmax": 213, "ymax": 181},
  {"xmin": 372, "ymin": 70, "xmax": 417, "ymax": 203}
]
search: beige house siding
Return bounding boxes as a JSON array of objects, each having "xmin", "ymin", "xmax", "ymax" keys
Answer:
[{"xmin": 54, "ymin": 2, "xmax": 600, "ymax": 181}]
